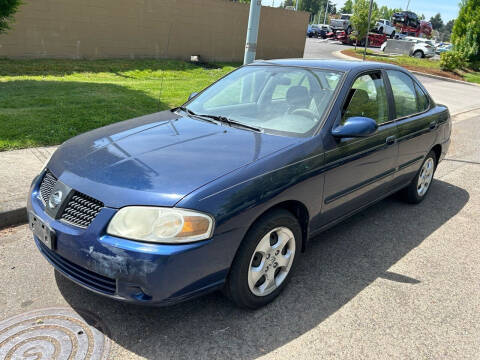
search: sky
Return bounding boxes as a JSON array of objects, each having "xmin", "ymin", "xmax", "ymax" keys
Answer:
[{"xmin": 261, "ymin": 0, "xmax": 460, "ymax": 22}]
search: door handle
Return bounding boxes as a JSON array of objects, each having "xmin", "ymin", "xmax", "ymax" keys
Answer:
[
  {"xmin": 386, "ymin": 136, "xmax": 396, "ymax": 145},
  {"xmin": 429, "ymin": 121, "xmax": 437, "ymax": 130}
]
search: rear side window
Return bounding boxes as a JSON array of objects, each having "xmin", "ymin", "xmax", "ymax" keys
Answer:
[
  {"xmin": 387, "ymin": 70, "xmax": 419, "ymax": 118},
  {"xmin": 415, "ymin": 84, "xmax": 430, "ymax": 112}
]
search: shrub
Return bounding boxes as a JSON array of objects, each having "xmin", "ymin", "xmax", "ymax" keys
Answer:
[
  {"xmin": 0, "ymin": 0, "xmax": 22, "ymax": 34},
  {"xmin": 440, "ymin": 51, "xmax": 465, "ymax": 71},
  {"xmin": 451, "ymin": 0, "xmax": 480, "ymax": 65}
]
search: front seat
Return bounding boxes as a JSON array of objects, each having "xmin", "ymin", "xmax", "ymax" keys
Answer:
[
  {"xmin": 344, "ymin": 88, "xmax": 378, "ymax": 121},
  {"xmin": 286, "ymin": 86, "xmax": 310, "ymax": 112}
]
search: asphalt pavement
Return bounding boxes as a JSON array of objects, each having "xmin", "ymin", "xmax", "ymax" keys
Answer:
[
  {"xmin": 1, "ymin": 109, "xmax": 479, "ymax": 359},
  {"xmin": 1, "ymin": 40, "xmax": 480, "ymax": 359}
]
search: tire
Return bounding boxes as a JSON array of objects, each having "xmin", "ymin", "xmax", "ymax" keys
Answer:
[
  {"xmin": 400, "ymin": 150, "xmax": 437, "ymax": 204},
  {"xmin": 346, "ymin": 26, "xmax": 352, "ymax": 35},
  {"xmin": 379, "ymin": 27, "xmax": 384, "ymax": 34},
  {"xmin": 225, "ymin": 209, "xmax": 302, "ymax": 309},
  {"xmin": 390, "ymin": 31, "xmax": 395, "ymax": 39},
  {"xmin": 413, "ymin": 50, "xmax": 424, "ymax": 58}
]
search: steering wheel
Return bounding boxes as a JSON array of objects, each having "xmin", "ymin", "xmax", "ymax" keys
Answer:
[{"xmin": 291, "ymin": 108, "xmax": 317, "ymax": 120}]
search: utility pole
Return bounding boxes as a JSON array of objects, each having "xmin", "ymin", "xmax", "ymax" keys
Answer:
[
  {"xmin": 295, "ymin": 0, "xmax": 299, "ymax": 11},
  {"xmin": 406, "ymin": 0, "xmax": 411, "ymax": 11},
  {"xmin": 244, "ymin": 0, "xmax": 262, "ymax": 64},
  {"xmin": 363, "ymin": 0, "xmax": 374, "ymax": 61},
  {"xmin": 323, "ymin": 1, "xmax": 329, "ymax": 25}
]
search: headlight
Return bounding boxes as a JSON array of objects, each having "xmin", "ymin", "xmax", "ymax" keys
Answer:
[{"xmin": 107, "ymin": 207, "xmax": 214, "ymax": 244}]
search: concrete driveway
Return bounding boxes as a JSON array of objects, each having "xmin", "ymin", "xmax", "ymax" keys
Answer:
[{"xmin": 1, "ymin": 44, "xmax": 480, "ymax": 358}]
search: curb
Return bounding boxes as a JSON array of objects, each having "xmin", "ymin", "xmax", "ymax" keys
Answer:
[
  {"xmin": 0, "ymin": 207, "xmax": 27, "ymax": 229},
  {"xmin": 409, "ymin": 70, "xmax": 480, "ymax": 87},
  {"xmin": 334, "ymin": 50, "xmax": 480, "ymax": 87}
]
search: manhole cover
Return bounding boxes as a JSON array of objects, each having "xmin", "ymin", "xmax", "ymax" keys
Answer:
[{"xmin": 0, "ymin": 307, "xmax": 110, "ymax": 359}]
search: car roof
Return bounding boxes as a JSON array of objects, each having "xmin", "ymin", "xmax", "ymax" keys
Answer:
[{"xmin": 251, "ymin": 59, "xmax": 406, "ymax": 73}]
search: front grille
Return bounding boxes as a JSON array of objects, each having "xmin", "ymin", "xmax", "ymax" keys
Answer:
[
  {"xmin": 61, "ymin": 192, "xmax": 104, "ymax": 228},
  {"xmin": 38, "ymin": 170, "xmax": 104, "ymax": 229},
  {"xmin": 39, "ymin": 170, "xmax": 57, "ymax": 205},
  {"xmin": 38, "ymin": 240, "xmax": 116, "ymax": 295}
]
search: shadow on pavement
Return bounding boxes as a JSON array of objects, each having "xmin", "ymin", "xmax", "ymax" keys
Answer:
[{"xmin": 56, "ymin": 179, "xmax": 469, "ymax": 359}]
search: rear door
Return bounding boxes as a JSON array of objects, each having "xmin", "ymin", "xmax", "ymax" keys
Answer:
[
  {"xmin": 320, "ymin": 71, "xmax": 398, "ymax": 226},
  {"xmin": 385, "ymin": 70, "xmax": 437, "ymax": 186}
]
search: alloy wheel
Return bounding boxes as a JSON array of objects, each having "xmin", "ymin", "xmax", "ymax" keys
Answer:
[
  {"xmin": 417, "ymin": 157, "xmax": 434, "ymax": 196},
  {"xmin": 247, "ymin": 227, "xmax": 296, "ymax": 297}
]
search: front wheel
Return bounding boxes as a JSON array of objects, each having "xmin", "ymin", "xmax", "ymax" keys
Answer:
[
  {"xmin": 413, "ymin": 50, "xmax": 424, "ymax": 58},
  {"xmin": 400, "ymin": 150, "xmax": 437, "ymax": 204},
  {"xmin": 225, "ymin": 209, "xmax": 302, "ymax": 309}
]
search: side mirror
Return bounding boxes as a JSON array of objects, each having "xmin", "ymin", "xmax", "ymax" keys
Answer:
[
  {"xmin": 188, "ymin": 92, "xmax": 199, "ymax": 101},
  {"xmin": 331, "ymin": 116, "xmax": 378, "ymax": 138}
]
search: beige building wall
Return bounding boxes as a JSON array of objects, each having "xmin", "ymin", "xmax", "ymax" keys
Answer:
[{"xmin": 0, "ymin": 0, "xmax": 308, "ymax": 62}]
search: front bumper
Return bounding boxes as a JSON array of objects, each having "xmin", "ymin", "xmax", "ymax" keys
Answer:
[{"xmin": 28, "ymin": 173, "xmax": 242, "ymax": 305}]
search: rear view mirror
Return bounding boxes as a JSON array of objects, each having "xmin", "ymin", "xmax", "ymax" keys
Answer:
[
  {"xmin": 331, "ymin": 116, "xmax": 378, "ymax": 138},
  {"xmin": 188, "ymin": 92, "xmax": 199, "ymax": 101},
  {"xmin": 272, "ymin": 76, "xmax": 292, "ymax": 86}
]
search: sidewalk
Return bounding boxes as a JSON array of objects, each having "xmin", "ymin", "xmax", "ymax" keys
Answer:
[{"xmin": 0, "ymin": 146, "xmax": 57, "ymax": 227}]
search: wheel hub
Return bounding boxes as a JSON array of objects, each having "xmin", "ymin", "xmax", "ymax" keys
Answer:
[{"xmin": 247, "ymin": 227, "xmax": 296, "ymax": 297}]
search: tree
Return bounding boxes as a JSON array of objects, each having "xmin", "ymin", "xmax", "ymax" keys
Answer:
[
  {"xmin": 378, "ymin": 6, "xmax": 401, "ymax": 20},
  {"xmin": 340, "ymin": 0, "xmax": 353, "ymax": 13},
  {"xmin": 438, "ymin": 19, "xmax": 455, "ymax": 42},
  {"xmin": 451, "ymin": 0, "xmax": 480, "ymax": 67},
  {"xmin": 429, "ymin": 13, "xmax": 444, "ymax": 31},
  {"xmin": 0, "ymin": 0, "xmax": 22, "ymax": 34},
  {"xmin": 444, "ymin": 19, "xmax": 455, "ymax": 33},
  {"xmin": 350, "ymin": 0, "xmax": 379, "ymax": 46},
  {"xmin": 282, "ymin": 0, "xmax": 295, "ymax": 7}
]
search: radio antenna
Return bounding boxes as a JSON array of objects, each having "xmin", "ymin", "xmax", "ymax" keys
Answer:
[{"xmin": 159, "ymin": 21, "xmax": 174, "ymax": 112}]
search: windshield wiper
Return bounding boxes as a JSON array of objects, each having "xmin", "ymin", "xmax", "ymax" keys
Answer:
[
  {"xmin": 196, "ymin": 114, "xmax": 263, "ymax": 133},
  {"xmin": 177, "ymin": 106, "xmax": 220, "ymax": 125}
]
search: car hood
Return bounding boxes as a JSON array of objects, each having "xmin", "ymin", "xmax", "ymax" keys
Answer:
[{"xmin": 49, "ymin": 110, "xmax": 299, "ymax": 208}]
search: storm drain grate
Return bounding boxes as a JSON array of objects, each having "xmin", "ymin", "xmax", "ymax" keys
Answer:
[{"xmin": 0, "ymin": 307, "xmax": 110, "ymax": 359}]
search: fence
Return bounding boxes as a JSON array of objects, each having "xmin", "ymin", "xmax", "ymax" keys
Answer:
[{"xmin": 0, "ymin": 0, "xmax": 309, "ymax": 62}]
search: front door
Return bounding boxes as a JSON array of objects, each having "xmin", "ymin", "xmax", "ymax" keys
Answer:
[{"xmin": 320, "ymin": 71, "xmax": 398, "ymax": 226}]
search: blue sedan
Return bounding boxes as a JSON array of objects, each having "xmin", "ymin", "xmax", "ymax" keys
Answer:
[{"xmin": 28, "ymin": 60, "xmax": 451, "ymax": 309}]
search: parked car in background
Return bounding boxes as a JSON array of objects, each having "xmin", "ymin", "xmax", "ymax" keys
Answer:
[
  {"xmin": 376, "ymin": 19, "xmax": 396, "ymax": 38},
  {"xmin": 382, "ymin": 37, "xmax": 435, "ymax": 58},
  {"xmin": 307, "ymin": 24, "xmax": 320, "ymax": 38},
  {"xmin": 28, "ymin": 60, "xmax": 451, "ymax": 309},
  {"xmin": 331, "ymin": 14, "xmax": 352, "ymax": 34},
  {"xmin": 404, "ymin": 36, "xmax": 436, "ymax": 58},
  {"xmin": 436, "ymin": 43, "xmax": 453, "ymax": 54},
  {"xmin": 317, "ymin": 24, "xmax": 333, "ymax": 36}
]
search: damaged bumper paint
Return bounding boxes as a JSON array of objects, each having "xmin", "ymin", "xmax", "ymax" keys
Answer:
[{"xmin": 27, "ymin": 177, "xmax": 232, "ymax": 305}]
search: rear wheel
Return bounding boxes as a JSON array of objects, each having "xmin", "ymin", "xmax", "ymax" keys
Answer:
[
  {"xmin": 413, "ymin": 50, "xmax": 424, "ymax": 58},
  {"xmin": 390, "ymin": 31, "xmax": 395, "ymax": 39},
  {"xmin": 225, "ymin": 209, "xmax": 302, "ymax": 309},
  {"xmin": 400, "ymin": 150, "xmax": 437, "ymax": 204}
]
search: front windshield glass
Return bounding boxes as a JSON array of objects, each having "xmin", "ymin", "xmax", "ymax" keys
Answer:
[{"xmin": 185, "ymin": 65, "xmax": 343, "ymax": 137}]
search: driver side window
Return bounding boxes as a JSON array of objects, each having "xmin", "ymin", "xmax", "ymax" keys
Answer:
[{"xmin": 342, "ymin": 72, "xmax": 389, "ymax": 125}]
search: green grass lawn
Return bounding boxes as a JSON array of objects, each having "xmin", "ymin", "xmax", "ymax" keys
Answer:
[
  {"xmin": 344, "ymin": 49, "xmax": 441, "ymax": 69},
  {"xmin": 0, "ymin": 59, "xmax": 238, "ymax": 151},
  {"xmin": 462, "ymin": 71, "xmax": 480, "ymax": 84}
]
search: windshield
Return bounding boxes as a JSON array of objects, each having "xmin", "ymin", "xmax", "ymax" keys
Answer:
[
  {"xmin": 185, "ymin": 65, "xmax": 343, "ymax": 137},
  {"xmin": 340, "ymin": 15, "xmax": 350, "ymax": 20}
]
